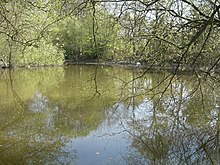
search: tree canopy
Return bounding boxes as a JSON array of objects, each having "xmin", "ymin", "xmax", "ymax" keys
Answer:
[{"xmin": 0, "ymin": 0, "xmax": 219, "ymax": 72}]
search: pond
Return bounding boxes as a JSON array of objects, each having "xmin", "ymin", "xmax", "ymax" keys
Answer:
[{"xmin": 0, "ymin": 65, "xmax": 219, "ymax": 165}]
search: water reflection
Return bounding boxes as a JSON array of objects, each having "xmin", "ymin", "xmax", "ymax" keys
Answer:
[
  {"xmin": 0, "ymin": 66, "xmax": 220, "ymax": 164},
  {"xmin": 118, "ymin": 71, "xmax": 220, "ymax": 165}
]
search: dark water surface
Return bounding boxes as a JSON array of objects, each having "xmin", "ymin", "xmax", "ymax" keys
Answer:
[{"xmin": 0, "ymin": 65, "xmax": 220, "ymax": 165}]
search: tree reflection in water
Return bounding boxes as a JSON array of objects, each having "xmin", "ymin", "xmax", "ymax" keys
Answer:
[
  {"xmin": 118, "ymin": 72, "xmax": 220, "ymax": 165},
  {"xmin": 0, "ymin": 66, "xmax": 220, "ymax": 164}
]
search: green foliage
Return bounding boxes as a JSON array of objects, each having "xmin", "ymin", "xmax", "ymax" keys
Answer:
[
  {"xmin": 0, "ymin": 0, "xmax": 65, "ymax": 66},
  {"xmin": 51, "ymin": 5, "xmax": 121, "ymax": 62},
  {"xmin": 51, "ymin": 17, "xmax": 83, "ymax": 60},
  {"xmin": 15, "ymin": 39, "xmax": 64, "ymax": 66},
  {"xmin": 0, "ymin": 0, "xmax": 220, "ymax": 67}
]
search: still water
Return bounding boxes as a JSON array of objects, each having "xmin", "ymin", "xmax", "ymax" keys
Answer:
[{"xmin": 0, "ymin": 65, "xmax": 219, "ymax": 165}]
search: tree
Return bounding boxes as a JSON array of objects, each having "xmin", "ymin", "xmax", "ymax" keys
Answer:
[
  {"xmin": 96, "ymin": 0, "xmax": 220, "ymax": 72},
  {"xmin": 0, "ymin": 0, "xmax": 65, "ymax": 66}
]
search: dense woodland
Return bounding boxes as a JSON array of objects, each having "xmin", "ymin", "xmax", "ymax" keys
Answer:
[{"xmin": 0, "ymin": 0, "xmax": 220, "ymax": 72}]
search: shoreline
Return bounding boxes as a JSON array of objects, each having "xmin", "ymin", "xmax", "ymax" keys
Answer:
[
  {"xmin": 1, "ymin": 61, "xmax": 218, "ymax": 75},
  {"xmin": 64, "ymin": 61, "xmax": 217, "ymax": 75}
]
